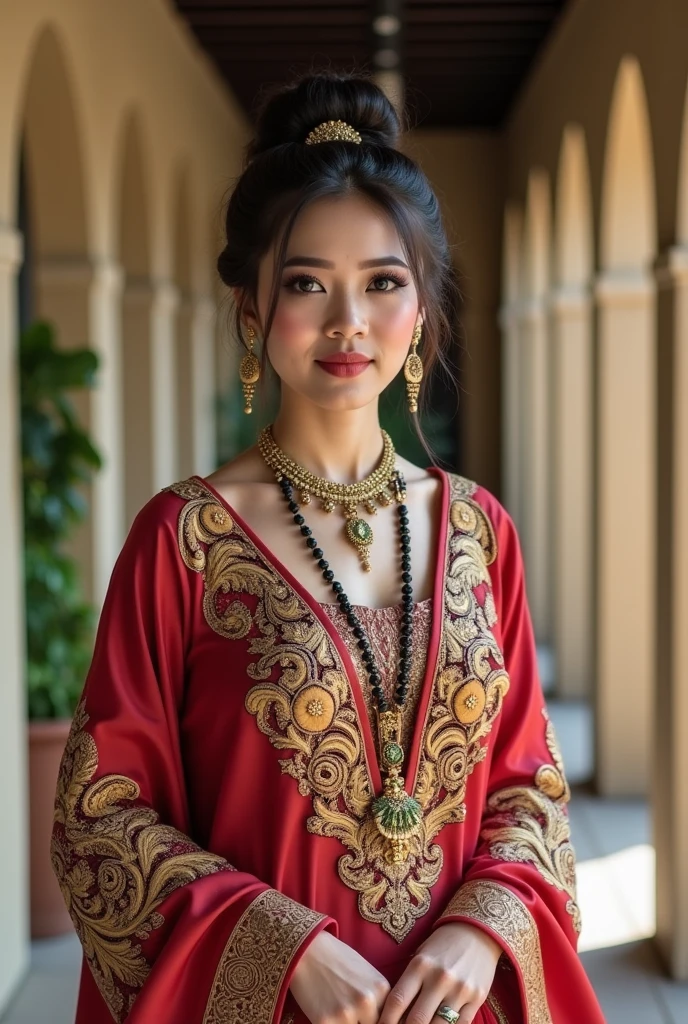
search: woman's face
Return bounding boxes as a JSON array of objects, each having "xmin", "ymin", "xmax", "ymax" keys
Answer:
[{"xmin": 250, "ymin": 194, "xmax": 421, "ymax": 412}]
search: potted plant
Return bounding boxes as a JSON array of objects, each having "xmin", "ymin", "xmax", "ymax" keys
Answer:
[{"xmin": 20, "ymin": 320, "xmax": 101, "ymax": 937}]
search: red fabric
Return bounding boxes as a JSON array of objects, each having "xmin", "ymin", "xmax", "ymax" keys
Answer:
[{"xmin": 51, "ymin": 468, "xmax": 604, "ymax": 1023}]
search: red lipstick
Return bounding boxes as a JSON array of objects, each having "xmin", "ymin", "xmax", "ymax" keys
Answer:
[{"xmin": 315, "ymin": 352, "xmax": 373, "ymax": 377}]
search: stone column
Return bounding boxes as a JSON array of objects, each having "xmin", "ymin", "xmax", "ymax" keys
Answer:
[
  {"xmin": 0, "ymin": 225, "xmax": 29, "ymax": 1007},
  {"xmin": 89, "ymin": 259, "xmax": 125, "ymax": 603},
  {"xmin": 550, "ymin": 284, "xmax": 594, "ymax": 699},
  {"xmin": 517, "ymin": 295, "xmax": 551, "ymax": 644},
  {"xmin": 191, "ymin": 296, "xmax": 217, "ymax": 476},
  {"xmin": 121, "ymin": 280, "xmax": 155, "ymax": 529},
  {"xmin": 150, "ymin": 280, "xmax": 180, "ymax": 492},
  {"xmin": 594, "ymin": 268, "xmax": 656, "ymax": 795},
  {"xmin": 654, "ymin": 246, "xmax": 688, "ymax": 979},
  {"xmin": 500, "ymin": 301, "xmax": 523, "ymax": 532},
  {"xmin": 121, "ymin": 279, "xmax": 179, "ymax": 527}
]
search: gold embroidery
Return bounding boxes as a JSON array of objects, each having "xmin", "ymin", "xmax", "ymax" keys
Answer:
[
  {"xmin": 202, "ymin": 889, "xmax": 324, "ymax": 1024},
  {"xmin": 480, "ymin": 710, "xmax": 581, "ymax": 933},
  {"xmin": 486, "ymin": 993, "xmax": 509, "ymax": 1024},
  {"xmin": 535, "ymin": 709, "xmax": 570, "ymax": 802},
  {"xmin": 51, "ymin": 701, "xmax": 229, "ymax": 1022},
  {"xmin": 441, "ymin": 880, "xmax": 552, "ymax": 1024},
  {"xmin": 170, "ymin": 475, "xmax": 508, "ymax": 942},
  {"xmin": 293, "ymin": 684, "xmax": 336, "ymax": 732}
]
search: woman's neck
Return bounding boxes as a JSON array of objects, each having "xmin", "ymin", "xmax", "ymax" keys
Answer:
[{"xmin": 271, "ymin": 403, "xmax": 386, "ymax": 484}]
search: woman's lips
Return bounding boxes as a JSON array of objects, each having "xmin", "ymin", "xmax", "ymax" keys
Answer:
[{"xmin": 315, "ymin": 359, "xmax": 372, "ymax": 377}]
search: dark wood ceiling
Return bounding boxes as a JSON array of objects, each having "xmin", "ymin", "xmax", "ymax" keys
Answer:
[{"xmin": 174, "ymin": 1, "xmax": 570, "ymax": 128}]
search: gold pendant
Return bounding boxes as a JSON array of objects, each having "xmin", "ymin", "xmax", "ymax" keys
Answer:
[
  {"xmin": 373, "ymin": 708, "xmax": 423, "ymax": 864},
  {"xmin": 344, "ymin": 508, "xmax": 374, "ymax": 572}
]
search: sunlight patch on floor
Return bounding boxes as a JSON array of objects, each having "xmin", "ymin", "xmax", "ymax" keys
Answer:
[{"xmin": 577, "ymin": 843, "xmax": 655, "ymax": 952}]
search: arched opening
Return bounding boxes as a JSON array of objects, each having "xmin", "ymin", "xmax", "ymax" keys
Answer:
[
  {"xmin": 116, "ymin": 109, "xmax": 154, "ymax": 529},
  {"xmin": 519, "ymin": 169, "xmax": 552, "ymax": 648},
  {"xmin": 19, "ymin": 25, "xmax": 95, "ymax": 597},
  {"xmin": 596, "ymin": 55, "xmax": 657, "ymax": 796},
  {"xmin": 551, "ymin": 125, "xmax": 594, "ymax": 704}
]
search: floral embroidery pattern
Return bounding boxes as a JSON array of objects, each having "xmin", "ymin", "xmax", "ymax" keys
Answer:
[
  {"xmin": 202, "ymin": 889, "xmax": 324, "ymax": 1024},
  {"xmin": 480, "ymin": 710, "xmax": 581, "ymax": 933},
  {"xmin": 441, "ymin": 880, "xmax": 552, "ymax": 1023},
  {"xmin": 170, "ymin": 475, "xmax": 509, "ymax": 942},
  {"xmin": 51, "ymin": 700, "xmax": 230, "ymax": 1022}
]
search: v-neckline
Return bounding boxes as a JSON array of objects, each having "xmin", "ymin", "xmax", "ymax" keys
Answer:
[{"xmin": 193, "ymin": 467, "xmax": 450, "ymax": 798}]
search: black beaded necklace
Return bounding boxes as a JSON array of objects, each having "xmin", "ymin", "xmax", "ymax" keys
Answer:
[{"xmin": 276, "ymin": 468, "xmax": 423, "ymax": 865}]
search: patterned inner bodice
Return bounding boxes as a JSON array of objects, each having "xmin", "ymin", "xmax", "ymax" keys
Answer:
[{"xmin": 319, "ymin": 597, "xmax": 433, "ymax": 756}]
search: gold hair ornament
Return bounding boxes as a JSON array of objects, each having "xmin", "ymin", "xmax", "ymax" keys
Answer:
[
  {"xmin": 304, "ymin": 120, "xmax": 362, "ymax": 145},
  {"xmin": 239, "ymin": 325, "xmax": 261, "ymax": 415},
  {"xmin": 404, "ymin": 323, "xmax": 424, "ymax": 413}
]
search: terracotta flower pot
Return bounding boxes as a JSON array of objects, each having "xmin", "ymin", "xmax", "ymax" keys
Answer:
[{"xmin": 28, "ymin": 718, "xmax": 74, "ymax": 938}]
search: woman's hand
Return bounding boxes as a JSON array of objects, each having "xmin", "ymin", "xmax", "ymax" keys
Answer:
[
  {"xmin": 378, "ymin": 922, "xmax": 502, "ymax": 1024},
  {"xmin": 290, "ymin": 929, "xmax": 391, "ymax": 1024}
]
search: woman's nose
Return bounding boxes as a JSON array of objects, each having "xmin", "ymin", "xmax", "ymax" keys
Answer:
[{"xmin": 324, "ymin": 293, "xmax": 369, "ymax": 341}]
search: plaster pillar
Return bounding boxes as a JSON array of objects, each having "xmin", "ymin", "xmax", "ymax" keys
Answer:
[
  {"xmin": 89, "ymin": 259, "xmax": 125, "ymax": 603},
  {"xmin": 176, "ymin": 294, "xmax": 216, "ymax": 478},
  {"xmin": 150, "ymin": 280, "xmax": 180, "ymax": 492},
  {"xmin": 121, "ymin": 279, "xmax": 180, "ymax": 527},
  {"xmin": 654, "ymin": 246, "xmax": 688, "ymax": 979},
  {"xmin": 0, "ymin": 225, "xmax": 29, "ymax": 1011},
  {"xmin": 191, "ymin": 296, "xmax": 217, "ymax": 476},
  {"xmin": 517, "ymin": 295, "xmax": 551, "ymax": 644},
  {"xmin": 500, "ymin": 302, "xmax": 523, "ymax": 532},
  {"xmin": 550, "ymin": 284, "xmax": 594, "ymax": 699},
  {"xmin": 594, "ymin": 268, "xmax": 656, "ymax": 796},
  {"xmin": 175, "ymin": 294, "xmax": 194, "ymax": 479}
]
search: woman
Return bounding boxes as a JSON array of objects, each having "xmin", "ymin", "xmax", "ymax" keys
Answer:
[{"xmin": 51, "ymin": 73, "xmax": 605, "ymax": 1024}]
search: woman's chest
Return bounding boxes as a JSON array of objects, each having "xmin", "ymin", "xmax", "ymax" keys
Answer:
[{"xmin": 222, "ymin": 474, "xmax": 443, "ymax": 608}]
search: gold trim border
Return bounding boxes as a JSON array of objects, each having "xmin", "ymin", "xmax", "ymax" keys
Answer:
[
  {"xmin": 203, "ymin": 889, "xmax": 325, "ymax": 1024},
  {"xmin": 439, "ymin": 879, "xmax": 552, "ymax": 1024}
]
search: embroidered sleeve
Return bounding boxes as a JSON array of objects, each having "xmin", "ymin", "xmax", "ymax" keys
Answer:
[
  {"xmin": 51, "ymin": 487, "xmax": 331, "ymax": 1023},
  {"xmin": 433, "ymin": 496, "xmax": 604, "ymax": 1024}
]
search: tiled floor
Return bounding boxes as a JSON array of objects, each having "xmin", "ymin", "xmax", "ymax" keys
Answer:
[{"xmin": 3, "ymin": 701, "xmax": 688, "ymax": 1023}]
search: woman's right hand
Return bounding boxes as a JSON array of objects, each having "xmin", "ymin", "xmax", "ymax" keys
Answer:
[{"xmin": 290, "ymin": 929, "xmax": 391, "ymax": 1024}]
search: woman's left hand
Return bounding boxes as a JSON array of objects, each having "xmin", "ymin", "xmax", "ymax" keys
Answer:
[{"xmin": 377, "ymin": 921, "xmax": 502, "ymax": 1024}]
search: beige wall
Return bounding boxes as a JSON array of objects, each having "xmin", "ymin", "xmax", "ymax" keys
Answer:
[{"xmin": 0, "ymin": 0, "xmax": 247, "ymax": 1010}]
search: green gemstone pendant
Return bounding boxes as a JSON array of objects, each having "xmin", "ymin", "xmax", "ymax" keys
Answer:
[
  {"xmin": 374, "ymin": 708, "xmax": 422, "ymax": 863},
  {"xmin": 383, "ymin": 741, "xmax": 404, "ymax": 767},
  {"xmin": 345, "ymin": 516, "xmax": 374, "ymax": 571}
]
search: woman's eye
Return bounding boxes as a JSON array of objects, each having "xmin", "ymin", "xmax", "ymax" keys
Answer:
[
  {"xmin": 285, "ymin": 275, "xmax": 324, "ymax": 293},
  {"xmin": 368, "ymin": 275, "xmax": 405, "ymax": 292}
]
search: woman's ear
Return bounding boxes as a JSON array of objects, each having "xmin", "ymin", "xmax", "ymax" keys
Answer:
[{"xmin": 231, "ymin": 288, "xmax": 260, "ymax": 336}]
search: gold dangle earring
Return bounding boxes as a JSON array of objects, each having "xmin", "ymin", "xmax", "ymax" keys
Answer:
[
  {"xmin": 240, "ymin": 325, "xmax": 261, "ymax": 415},
  {"xmin": 404, "ymin": 322, "xmax": 424, "ymax": 413}
]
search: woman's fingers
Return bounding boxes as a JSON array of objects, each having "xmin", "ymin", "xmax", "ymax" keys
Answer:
[
  {"xmin": 377, "ymin": 960, "xmax": 425, "ymax": 1024},
  {"xmin": 403, "ymin": 982, "xmax": 472, "ymax": 1024}
]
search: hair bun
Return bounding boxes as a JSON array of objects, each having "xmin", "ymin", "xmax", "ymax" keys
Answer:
[{"xmin": 248, "ymin": 72, "xmax": 401, "ymax": 160}]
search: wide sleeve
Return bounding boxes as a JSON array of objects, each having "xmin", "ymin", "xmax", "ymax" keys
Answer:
[
  {"xmin": 432, "ymin": 499, "xmax": 604, "ymax": 1024},
  {"xmin": 50, "ymin": 491, "xmax": 334, "ymax": 1024}
]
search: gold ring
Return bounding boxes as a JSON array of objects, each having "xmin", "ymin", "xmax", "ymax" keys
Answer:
[{"xmin": 436, "ymin": 1007, "xmax": 461, "ymax": 1024}]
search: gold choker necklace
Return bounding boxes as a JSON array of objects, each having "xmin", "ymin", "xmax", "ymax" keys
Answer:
[{"xmin": 257, "ymin": 425, "xmax": 401, "ymax": 571}]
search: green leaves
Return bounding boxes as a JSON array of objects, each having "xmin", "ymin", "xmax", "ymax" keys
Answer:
[{"xmin": 20, "ymin": 320, "xmax": 102, "ymax": 720}]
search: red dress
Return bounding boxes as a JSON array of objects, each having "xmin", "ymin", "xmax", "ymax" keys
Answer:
[{"xmin": 51, "ymin": 468, "xmax": 605, "ymax": 1023}]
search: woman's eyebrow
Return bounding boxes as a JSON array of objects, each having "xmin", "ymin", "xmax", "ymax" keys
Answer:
[{"xmin": 282, "ymin": 255, "xmax": 409, "ymax": 270}]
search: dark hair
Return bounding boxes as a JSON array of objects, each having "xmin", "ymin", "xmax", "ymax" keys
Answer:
[{"xmin": 217, "ymin": 71, "xmax": 459, "ymax": 449}]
